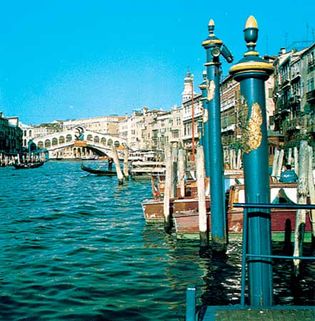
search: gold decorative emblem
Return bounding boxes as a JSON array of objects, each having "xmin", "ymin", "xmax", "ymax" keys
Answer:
[
  {"xmin": 206, "ymin": 80, "xmax": 215, "ymax": 102},
  {"xmin": 243, "ymin": 103, "xmax": 262, "ymax": 153}
]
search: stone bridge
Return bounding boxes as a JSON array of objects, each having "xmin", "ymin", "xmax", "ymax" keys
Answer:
[{"xmin": 31, "ymin": 128, "xmax": 128, "ymax": 159}]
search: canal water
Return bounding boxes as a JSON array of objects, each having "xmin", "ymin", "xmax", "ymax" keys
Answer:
[{"xmin": 0, "ymin": 161, "xmax": 314, "ymax": 320}]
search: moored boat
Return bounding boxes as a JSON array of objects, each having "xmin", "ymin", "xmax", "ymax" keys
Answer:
[{"xmin": 173, "ymin": 182, "xmax": 312, "ymax": 239}]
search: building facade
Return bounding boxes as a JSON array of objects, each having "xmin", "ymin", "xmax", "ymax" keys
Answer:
[
  {"xmin": 0, "ymin": 112, "xmax": 23, "ymax": 156},
  {"xmin": 273, "ymin": 43, "xmax": 315, "ymax": 147}
]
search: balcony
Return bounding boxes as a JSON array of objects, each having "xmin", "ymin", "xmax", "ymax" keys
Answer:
[
  {"xmin": 280, "ymin": 77, "xmax": 290, "ymax": 88},
  {"xmin": 288, "ymin": 95, "xmax": 300, "ymax": 105},
  {"xmin": 306, "ymin": 89, "xmax": 315, "ymax": 103},
  {"xmin": 182, "ymin": 107, "xmax": 203, "ymax": 122},
  {"xmin": 291, "ymin": 71, "xmax": 301, "ymax": 82}
]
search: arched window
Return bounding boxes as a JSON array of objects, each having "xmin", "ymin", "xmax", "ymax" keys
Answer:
[
  {"xmin": 94, "ymin": 136, "xmax": 100, "ymax": 143},
  {"xmin": 66, "ymin": 134, "xmax": 72, "ymax": 142},
  {"xmin": 107, "ymin": 139, "xmax": 113, "ymax": 146},
  {"xmin": 101, "ymin": 137, "xmax": 106, "ymax": 145},
  {"xmin": 45, "ymin": 139, "xmax": 51, "ymax": 148},
  {"xmin": 38, "ymin": 141, "xmax": 44, "ymax": 149},
  {"xmin": 114, "ymin": 141, "xmax": 120, "ymax": 147},
  {"xmin": 52, "ymin": 138, "xmax": 58, "ymax": 146},
  {"xmin": 87, "ymin": 134, "xmax": 93, "ymax": 141},
  {"xmin": 59, "ymin": 136, "xmax": 65, "ymax": 144}
]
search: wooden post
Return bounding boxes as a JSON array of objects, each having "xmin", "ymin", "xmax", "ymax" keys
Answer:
[
  {"xmin": 178, "ymin": 148, "xmax": 186, "ymax": 198},
  {"xmin": 171, "ymin": 145, "xmax": 178, "ymax": 199},
  {"xmin": 233, "ymin": 149, "xmax": 237, "ymax": 169},
  {"xmin": 236, "ymin": 149, "xmax": 242, "ymax": 170},
  {"xmin": 288, "ymin": 147, "xmax": 293, "ymax": 165},
  {"xmin": 163, "ymin": 145, "xmax": 172, "ymax": 232},
  {"xmin": 276, "ymin": 149, "xmax": 284, "ymax": 179},
  {"xmin": 271, "ymin": 148, "xmax": 279, "ymax": 179},
  {"xmin": 307, "ymin": 146, "xmax": 315, "ymax": 247},
  {"xmin": 229, "ymin": 149, "xmax": 233, "ymax": 169},
  {"xmin": 293, "ymin": 141, "xmax": 309, "ymax": 276},
  {"xmin": 196, "ymin": 146, "xmax": 208, "ymax": 247},
  {"xmin": 123, "ymin": 147, "xmax": 129, "ymax": 180},
  {"xmin": 112, "ymin": 146, "xmax": 124, "ymax": 185},
  {"xmin": 294, "ymin": 146, "xmax": 299, "ymax": 176}
]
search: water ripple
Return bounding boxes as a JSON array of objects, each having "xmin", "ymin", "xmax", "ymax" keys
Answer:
[{"xmin": 0, "ymin": 162, "xmax": 314, "ymax": 320}]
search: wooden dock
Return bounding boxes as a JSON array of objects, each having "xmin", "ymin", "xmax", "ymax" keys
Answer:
[{"xmin": 199, "ymin": 305, "xmax": 315, "ymax": 321}]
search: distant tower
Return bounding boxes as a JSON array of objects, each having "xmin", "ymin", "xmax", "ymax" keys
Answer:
[{"xmin": 182, "ymin": 71, "xmax": 195, "ymax": 103}]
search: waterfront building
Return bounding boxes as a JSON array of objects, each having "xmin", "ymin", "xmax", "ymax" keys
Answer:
[
  {"xmin": 220, "ymin": 61, "xmax": 275, "ymax": 139},
  {"xmin": 118, "ymin": 107, "xmax": 169, "ymax": 151},
  {"xmin": 272, "ymin": 43, "xmax": 315, "ymax": 147},
  {"xmin": 220, "ymin": 75, "xmax": 241, "ymax": 148},
  {"xmin": 181, "ymin": 72, "xmax": 203, "ymax": 155},
  {"xmin": 0, "ymin": 112, "xmax": 23, "ymax": 156},
  {"xmin": 21, "ymin": 121, "xmax": 63, "ymax": 149},
  {"xmin": 149, "ymin": 106, "xmax": 181, "ymax": 152},
  {"xmin": 62, "ymin": 115, "xmax": 126, "ymax": 136}
]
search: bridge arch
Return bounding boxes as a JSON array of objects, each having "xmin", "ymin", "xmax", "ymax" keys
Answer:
[{"xmin": 30, "ymin": 128, "xmax": 129, "ymax": 160}]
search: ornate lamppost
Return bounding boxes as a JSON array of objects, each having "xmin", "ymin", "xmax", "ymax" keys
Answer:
[
  {"xmin": 229, "ymin": 16, "xmax": 274, "ymax": 306},
  {"xmin": 202, "ymin": 19, "xmax": 233, "ymax": 252}
]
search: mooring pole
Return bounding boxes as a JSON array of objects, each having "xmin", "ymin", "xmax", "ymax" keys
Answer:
[
  {"xmin": 229, "ymin": 16, "xmax": 274, "ymax": 306},
  {"xmin": 202, "ymin": 19, "xmax": 233, "ymax": 252}
]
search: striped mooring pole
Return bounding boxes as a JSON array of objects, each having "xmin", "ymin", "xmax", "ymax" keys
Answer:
[{"xmin": 229, "ymin": 16, "xmax": 274, "ymax": 306}]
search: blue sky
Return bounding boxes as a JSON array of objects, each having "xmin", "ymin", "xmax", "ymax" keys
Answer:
[{"xmin": 0, "ymin": 0, "xmax": 314, "ymax": 125}]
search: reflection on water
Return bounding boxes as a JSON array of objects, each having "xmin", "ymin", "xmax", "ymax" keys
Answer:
[{"xmin": 0, "ymin": 161, "xmax": 313, "ymax": 321}]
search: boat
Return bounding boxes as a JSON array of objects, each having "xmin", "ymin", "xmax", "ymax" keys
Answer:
[
  {"xmin": 172, "ymin": 182, "xmax": 312, "ymax": 239},
  {"xmin": 13, "ymin": 161, "xmax": 45, "ymax": 169},
  {"xmin": 142, "ymin": 170, "xmax": 312, "ymax": 239},
  {"xmin": 80, "ymin": 163, "xmax": 116, "ymax": 176},
  {"xmin": 129, "ymin": 150, "xmax": 166, "ymax": 179}
]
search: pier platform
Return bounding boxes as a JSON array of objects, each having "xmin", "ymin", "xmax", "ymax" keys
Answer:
[{"xmin": 199, "ymin": 305, "xmax": 315, "ymax": 321}]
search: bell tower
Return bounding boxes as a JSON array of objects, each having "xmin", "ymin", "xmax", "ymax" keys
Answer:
[{"xmin": 181, "ymin": 71, "xmax": 194, "ymax": 103}]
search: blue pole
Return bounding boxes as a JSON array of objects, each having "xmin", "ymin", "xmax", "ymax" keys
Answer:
[
  {"xmin": 229, "ymin": 16, "xmax": 274, "ymax": 306},
  {"xmin": 202, "ymin": 19, "xmax": 233, "ymax": 252},
  {"xmin": 186, "ymin": 286, "xmax": 196, "ymax": 321}
]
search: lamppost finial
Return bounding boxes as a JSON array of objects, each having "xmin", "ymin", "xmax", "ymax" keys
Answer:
[{"xmin": 244, "ymin": 15, "xmax": 259, "ymax": 56}]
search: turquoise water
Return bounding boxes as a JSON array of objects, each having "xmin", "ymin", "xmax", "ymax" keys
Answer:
[{"xmin": 0, "ymin": 161, "xmax": 313, "ymax": 320}]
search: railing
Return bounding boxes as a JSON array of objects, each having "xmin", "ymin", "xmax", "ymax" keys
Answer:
[
  {"xmin": 186, "ymin": 202, "xmax": 315, "ymax": 320},
  {"xmin": 233, "ymin": 202, "xmax": 315, "ymax": 306}
]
